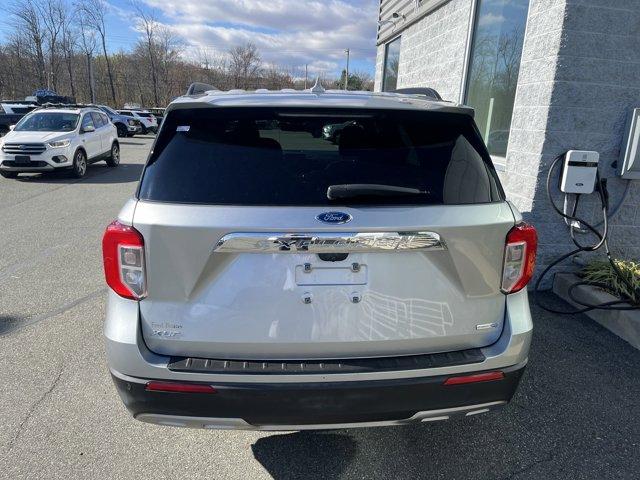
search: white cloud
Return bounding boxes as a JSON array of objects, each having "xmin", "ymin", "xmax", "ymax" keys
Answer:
[
  {"xmin": 478, "ymin": 12, "xmax": 507, "ymax": 27},
  {"xmin": 140, "ymin": 0, "xmax": 378, "ymax": 76}
]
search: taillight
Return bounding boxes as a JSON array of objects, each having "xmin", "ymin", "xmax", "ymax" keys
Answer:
[
  {"xmin": 501, "ymin": 222, "xmax": 537, "ymax": 294},
  {"xmin": 102, "ymin": 220, "xmax": 146, "ymax": 300}
]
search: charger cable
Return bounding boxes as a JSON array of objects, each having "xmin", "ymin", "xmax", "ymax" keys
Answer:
[{"xmin": 534, "ymin": 154, "xmax": 640, "ymax": 314}]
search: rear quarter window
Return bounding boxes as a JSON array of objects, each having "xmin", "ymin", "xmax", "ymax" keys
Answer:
[{"xmin": 138, "ymin": 107, "xmax": 504, "ymax": 206}]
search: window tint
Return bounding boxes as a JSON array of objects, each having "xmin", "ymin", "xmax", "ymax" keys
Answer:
[
  {"xmin": 81, "ymin": 113, "xmax": 95, "ymax": 130},
  {"xmin": 102, "ymin": 113, "xmax": 110, "ymax": 125},
  {"xmin": 101, "ymin": 106, "xmax": 117, "ymax": 116},
  {"xmin": 382, "ymin": 37, "xmax": 401, "ymax": 92},
  {"xmin": 91, "ymin": 112, "xmax": 105, "ymax": 128},
  {"xmin": 12, "ymin": 107, "xmax": 35, "ymax": 114},
  {"xmin": 138, "ymin": 107, "xmax": 503, "ymax": 206}
]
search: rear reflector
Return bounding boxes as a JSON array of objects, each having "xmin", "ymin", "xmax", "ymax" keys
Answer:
[
  {"xmin": 145, "ymin": 381, "xmax": 217, "ymax": 394},
  {"xmin": 443, "ymin": 371, "xmax": 505, "ymax": 386}
]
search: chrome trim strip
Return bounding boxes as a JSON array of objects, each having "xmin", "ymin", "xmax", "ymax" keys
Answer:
[
  {"xmin": 214, "ymin": 231, "xmax": 445, "ymax": 254},
  {"xmin": 135, "ymin": 401, "xmax": 506, "ymax": 431}
]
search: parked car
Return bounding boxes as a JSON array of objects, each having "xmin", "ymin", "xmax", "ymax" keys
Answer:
[
  {"xmin": 103, "ymin": 84, "xmax": 536, "ymax": 430},
  {"xmin": 117, "ymin": 109, "xmax": 158, "ymax": 134},
  {"xmin": 0, "ymin": 106, "xmax": 119, "ymax": 179},
  {"xmin": 322, "ymin": 120, "xmax": 356, "ymax": 144},
  {"xmin": 0, "ymin": 102, "xmax": 38, "ymax": 136},
  {"xmin": 96, "ymin": 105, "xmax": 141, "ymax": 138},
  {"xmin": 147, "ymin": 107, "xmax": 165, "ymax": 122}
]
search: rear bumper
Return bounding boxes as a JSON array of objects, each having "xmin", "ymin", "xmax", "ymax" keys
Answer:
[
  {"xmin": 111, "ymin": 364, "xmax": 524, "ymax": 430},
  {"xmin": 105, "ymin": 288, "xmax": 533, "ymax": 429}
]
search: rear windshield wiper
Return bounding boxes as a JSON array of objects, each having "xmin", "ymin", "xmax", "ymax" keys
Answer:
[{"xmin": 327, "ymin": 184, "xmax": 429, "ymax": 200}]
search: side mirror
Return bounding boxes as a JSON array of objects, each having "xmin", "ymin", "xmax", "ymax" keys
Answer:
[
  {"xmin": 82, "ymin": 125, "xmax": 95, "ymax": 133},
  {"xmin": 8, "ymin": 125, "xmax": 15, "ymax": 131}
]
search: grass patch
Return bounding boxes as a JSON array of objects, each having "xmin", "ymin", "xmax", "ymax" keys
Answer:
[{"xmin": 582, "ymin": 259, "xmax": 640, "ymax": 305}]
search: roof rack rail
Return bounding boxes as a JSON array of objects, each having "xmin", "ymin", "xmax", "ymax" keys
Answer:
[
  {"xmin": 36, "ymin": 102, "xmax": 96, "ymax": 109},
  {"xmin": 186, "ymin": 82, "xmax": 219, "ymax": 96},
  {"xmin": 392, "ymin": 87, "xmax": 442, "ymax": 101}
]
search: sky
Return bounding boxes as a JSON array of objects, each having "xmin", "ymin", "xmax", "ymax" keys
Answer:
[{"xmin": 1, "ymin": 0, "xmax": 380, "ymax": 79}]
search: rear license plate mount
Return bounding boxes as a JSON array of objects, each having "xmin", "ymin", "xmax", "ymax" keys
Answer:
[{"xmin": 295, "ymin": 265, "xmax": 368, "ymax": 286}]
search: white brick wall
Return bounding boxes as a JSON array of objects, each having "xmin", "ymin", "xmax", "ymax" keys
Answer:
[
  {"xmin": 506, "ymin": 0, "xmax": 640, "ymax": 279},
  {"xmin": 374, "ymin": 0, "xmax": 473, "ymax": 100},
  {"xmin": 374, "ymin": 0, "xmax": 640, "ymax": 280}
]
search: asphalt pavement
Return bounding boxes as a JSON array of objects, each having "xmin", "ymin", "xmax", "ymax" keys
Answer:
[{"xmin": 1, "ymin": 136, "xmax": 639, "ymax": 479}]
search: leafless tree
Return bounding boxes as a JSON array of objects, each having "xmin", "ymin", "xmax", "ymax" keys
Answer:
[
  {"xmin": 10, "ymin": 0, "xmax": 47, "ymax": 87},
  {"xmin": 156, "ymin": 26, "xmax": 183, "ymax": 104},
  {"xmin": 133, "ymin": 1, "xmax": 160, "ymax": 106},
  {"xmin": 77, "ymin": 7, "xmax": 97, "ymax": 102},
  {"xmin": 228, "ymin": 43, "xmax": 262, "ymax": 89},
  {"xmin": 60, "ymin": 3, "xmax": 78, "ymax": 98},
  {"xmin": 36, "ymin": 0, "xmax": 65, "ymax": 90},
  {"xmin": 78, "ymin": 0, "xmax": 117, "ymax": 104},
  {"xmin": 262, "ymin": 64, "xmax": 294, "ymax": 90},
  {"xmin": 2, "ymin": 1, "xmax": 351, "ymax": 106}
]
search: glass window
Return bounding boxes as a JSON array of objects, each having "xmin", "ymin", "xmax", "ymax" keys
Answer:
[
  {"xmin": 138, "ymin": 107, "xmax": 502, "ymax": 206},
  {"xmin": 91, "ymin": 112, "xmax": 105, "ymax": 128},
  {"xmin": 81, "ymin": 113, "xmax": 95, "ymax": 131},
  {"xmin": 382, "ymin": 37, "xmax": 401, "ymax": 92},
  {"xmin": 14, "ymin": 112, "xmax": 79, "ymax": 132},
  {"xmin": 465, "ymin": 0, "xmax": 529, "ymax": 159}
]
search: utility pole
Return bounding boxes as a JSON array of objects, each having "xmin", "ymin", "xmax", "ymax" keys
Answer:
[
  {"xmin": 344, "ymin": 49, "xmax": 350, "ymax": 90},
  {"xmin": 89, "ymin": 56, "xmax": 96, "ymax": 103},
  {"xmin": 304, "ymin": 64, "xmax": 308, "ymax": 89}
]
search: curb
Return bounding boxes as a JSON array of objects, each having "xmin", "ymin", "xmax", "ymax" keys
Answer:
[{"xmin": 553, "ymin": 273, "xmax": 640, "ymax": 350}]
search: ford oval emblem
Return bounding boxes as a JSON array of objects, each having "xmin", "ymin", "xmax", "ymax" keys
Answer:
[{"xmin": 316, "ymin": 211, "xmax": 352, "ymax": 224}]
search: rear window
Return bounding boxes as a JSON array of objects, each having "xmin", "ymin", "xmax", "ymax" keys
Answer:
[
  {"xmin": 136, "ymin": 112, "xmax": 153, "ymax": 117},
  {"xmin": 138, "ymin": 107, "xmax": 503, "ymax": 206}
]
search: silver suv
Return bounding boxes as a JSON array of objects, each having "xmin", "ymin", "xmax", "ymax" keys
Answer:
[{"xmin": 103, "ymin": 85, "xmax": 537, "ymax": 430}]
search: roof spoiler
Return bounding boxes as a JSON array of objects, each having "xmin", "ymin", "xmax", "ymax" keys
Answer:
[
  {"xmin": 392, "ymin": 87, "xmax": 442, "ymax": 101},
  {"xmin": 186, "ymin": 82, "xmax": 218, "ymax": 96}
]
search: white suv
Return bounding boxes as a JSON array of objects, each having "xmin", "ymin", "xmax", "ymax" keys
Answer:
[
  {"xmin": 0, "ymin": 106, "xmax": 119, "ymax": 179},
  {"xmin": 118, "ymin": 110, "xmax": 158, "ymax": 134}
]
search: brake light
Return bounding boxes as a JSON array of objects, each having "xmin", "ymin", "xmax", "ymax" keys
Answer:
[
  {"xmin": 501, "ymin": 222, "xmax": 537, "ymax": 294},
  {"xmin": 102, "ymin": 220, "xmax": 146, "ymax": 300},
  {"xmin": 145, "ymin": 381, "xmax": 216, "ymax": 394}
]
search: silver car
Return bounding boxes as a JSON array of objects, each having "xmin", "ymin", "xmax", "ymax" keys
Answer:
[{"xmin": 103, "ymin": 85, "xmax": 537, "ymax": 430}]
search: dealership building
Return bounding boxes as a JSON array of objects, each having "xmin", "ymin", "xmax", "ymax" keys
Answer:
[{"xmin": 374, "ymin": 0, "xmax": 640, "ymax": 278}]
